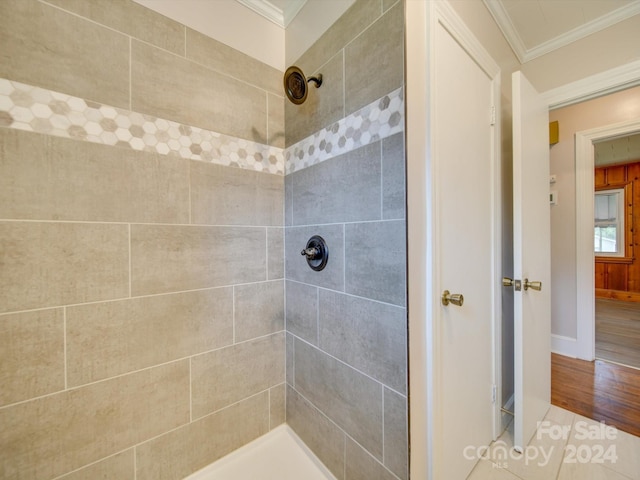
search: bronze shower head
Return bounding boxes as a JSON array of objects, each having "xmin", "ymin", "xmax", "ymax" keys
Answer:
[{"xmin": 284, "ymin": 66, "xmax": 322, "ymax": 105}]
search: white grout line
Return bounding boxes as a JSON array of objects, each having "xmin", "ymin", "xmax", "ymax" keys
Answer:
[{"xmin": 63, "ymin": 307, "xmax": 68, "ymax": 390}]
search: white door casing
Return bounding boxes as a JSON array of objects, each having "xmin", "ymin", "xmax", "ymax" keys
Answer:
[
  {"xmin": 429, "ymin": 2, "xmax": 502, "ymax": 478},
  {"xmin": 512, "ymin": 71, "xmax": 551, "ymax": 450}
]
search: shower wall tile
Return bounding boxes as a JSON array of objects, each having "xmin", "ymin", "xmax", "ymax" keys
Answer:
[
  {"xmin": 289, "ymin": 142, "xmax": 381, "ymax": 225},
  {"xmin": 0, "ymin": 309, "xmax": 64, "ymax": 407},
  {"xmin": 345, "ymin": 1, "xmax": 404, "ymax": 115},
  {"xmin": 286, "ymin": 333, "xmax": 295, "ymax": 386},
  {"xmin": 345, "ymin": 220, "xmax": 407, "ymax": 307},
  {"xmin": 132, "ymin": 40, "xmax": 267, "ymax": 145},
  {"xmin": 130, "ymin": 224, "xmax": 266, "ymax": 296},
  {"xmin": 267, "ymin": 227, "xmax": 285, "ymax": 280},
  {"xmin": 284, "ymin": 51, "xmax": 344, "ymax": 147},
  {"xmin": 57, "ymin": 450, "xmax": 135, "ymax": 480},
  {"xmin": 383, "ymin": 0, "xmax": 400, "ymax": 12},
  {"xmin": 319, "ymin": 290, "xmax": 407, "ymax": 394},
  {"xmin": 234, "ymin": 280, "xmax": 284, "ymax": 342},
  {"xmin": 46, "ymin": 0, "xmax": 186, "ymax": 55},
  {"xmin": 295, "ymin": 0, "xmax": 382, "ymax": 75},
  {"xmin": 191, "ymin": 333, "xmax": 285, "ymax": 419},
  {"xmin": 186, "ymin": 28, "xmax": 282, "ymax": 96},
  {"xmin": 190, "ymin": 161, "xmax": 284, "ymax": 226},
  {"xmin": 285, "ymin": 175, "xmax": 294, "ymax": 226},
  {"xmin": 0, "ymin": 128, "xmax": 190, "ymax": 224},
  {"xmin": 268, "ymin": 92, "xmax": 286, "ymax": 149},
  {"xmin": 0, "ymin": 361, "xmax": 189, "ymax": 480},
  {"xmin": 384, "ymin": 388, "xmax": 409, "ymax": 480},
  {"xmin": 0, "ymin": 222, "xmax": 129, "ymax": 314},
  {"xmin": 294, "ymin": 339, "xmax": 383, "ymax": 460},
  {"xmin": 269, "ymin": 383, "xmax": 286, "ymax": 428},
  {"xmin": 382, "ymin": 132, "xmax": 406, "ymax": 220},
  {"xmin": 345, "ymin": 438, "xmax": 398, "ymax": 480},
  {"xmin": 136, "ymin": 392, "xmax": 269, "ymax": 480},
  {"xmin": 286, "ymin": 386, "xmax": 346, "ymax": 480},
  {"xmin": 0, "ymin": 0, "xmax": 129, "ymax": 109},
  {"xmin": 66, "ymin": 288, "xmax": 233, "ymax": 387},
  {"xmin": 285, "ymin": 281, "xmax": 319, "ymax": 345},
  {"xmin": 285, "ymin": 224, "xmax": 345, "ymax": 291}
]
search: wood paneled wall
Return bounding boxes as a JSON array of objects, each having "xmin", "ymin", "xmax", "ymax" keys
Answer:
[{"xmin": 595, "ymin": 160, "xmax": 640, "ymax": 301}]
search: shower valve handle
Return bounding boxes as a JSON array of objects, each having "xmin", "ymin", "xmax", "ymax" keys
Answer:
[{"xmin": 301, "ymin": 247, "xmax": 321, "ymax": 260}]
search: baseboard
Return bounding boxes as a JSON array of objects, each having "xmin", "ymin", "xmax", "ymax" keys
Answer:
[
  {"xmin": 595, "ymin": 288, "xmax": 640, "ymax": 302},
  {"xmin": 551, "ymin": 334, "xmax": 579, "ymax": 358}
]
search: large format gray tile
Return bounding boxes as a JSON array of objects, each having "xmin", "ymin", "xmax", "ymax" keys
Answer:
[
  {"xmin": 57, "ymin": 450, "xmax": 134, "ymax": 480},
  {"xmin": 290, "ymin": 142, "xmax": 381, "ymax": 225},
  {"xmin": 46, "ymin": 0, "xmax": 186, "ymax": 55},
  {"xmin": 0, "ymin": 309, "xmax": 64, "ymax": 406},
  {"xmin": 382, "ymin": 132, "xmax": 406, "ymax": 220},
  {"xmin": 286, "ymin": 333, "xmax": 295, "ymax": 386},
  {"xmin": 191, "ymin": 333, "xmax": 285, "ymax": 419},
  {"xmin": 345, "ymin": 1, "xmax": 404, "ymax": 115},
  {"xmin": 286, "ymin": 281, "xmax": 319, "ymax": 345},
  {"xmin": 284, "ymin": 51, "xmax": 344, "ymax": 147},
  {"xmin": 268, "ymin": 92, "xmax": 285, "ymax": 148},
  {"xmin": 66, "ymin": 288, "xmax": 233, "ymax": 386},
  {"xmin": 285, "ymin": 175, "xmax": 293, "ymax": 226},
  {"xmin": 270, "ymin": 384, "xmax": 286, "ymax": 428},
  {"xmin": 319, "ymin": 289, "xmax": 407, "ymax": 394},
  {"xmin": 384, "ymin": 388, "xmax": 408, "ymax": 480},
  {"xmin": 286, "ymin": 386, "xmax": 345, "ymax": 480},
  {"xmin": 130, "ymin": 224, "xmax": 266, "ymax": 296},
  {"xmin": 234, "ymin": 281, "xmax": 284, "ymax": 342},
  {"xmin": 0, "ymin": 0, "xmax": 129, "ymax": 108},
  {"xmin": 0, "ymin": 222, "xmax": 129, "ymax": 313},
  {"xmin": 131, "ymin": 40, "xmax": 267, "ymax": 142},
  {"xmin": 190, "ymin": 161, "xmax": 283, "ymax": 226},
  {"xmin": 0, "ymin": 361, "xmax": 189, "ymax": 480},
  {"xmin": 345, "ymin": 438, "xmax": 397, "ymax": 480},
  {"xmin": 285, "ymin": 224, "xmax": 344, "ymax": 291},
  {"xmin": 267, "ymin": 227, "xmax": 285, "ymax": 280},
  {"xmin": 345, "ymin": 221, "xmax": 406, "ymax": 306},
  {"xmin": 0, "ymin": 129, "xmax": 190, "ymax": 224},
  {"xmin": 136, "ymin": 392, "xmax": 269, "ymax": 480},
  {"xmin": 294, "ymin": 339, "xmax": 383, "ymax": 459}
]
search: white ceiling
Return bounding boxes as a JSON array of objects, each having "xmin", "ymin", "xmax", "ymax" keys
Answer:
[{"xmin": 483, "ymin": 0, "xmax": 640, "ymax": 63}]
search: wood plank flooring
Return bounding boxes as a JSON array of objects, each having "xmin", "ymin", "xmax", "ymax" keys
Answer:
[
  {"xmin": 596, "ymin": 298, "xmax": 640, "ymax": 369},
  {"xmin": 551, "ymin": 353, "xmax": 640, "ymax": 437}
]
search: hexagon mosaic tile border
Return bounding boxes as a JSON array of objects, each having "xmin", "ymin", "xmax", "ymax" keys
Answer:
[
  {"xmin": 285, "ymin": 87, "xmax": 404, "ymax": 174},
  {"xmin": 0, "ymin": 78, "xmax": 404, "ymax": 176}
]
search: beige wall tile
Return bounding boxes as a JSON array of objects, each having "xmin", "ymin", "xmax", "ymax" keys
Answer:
[
  {"xmin": 234, "ymin": 280, "xmax": 284, "ymax": 342},
  {"xmin": 190, "ymin": 161, "xmax": 284, "ymax": 226},
  {"xmin": 67, "ymin": 288, "xmax": 233, "ymax": 387},
  {"xmin": 0, "ymin": 309, "xmax": 64, "ymax": 406},
  {"xmin": 344, "ymin": 1, "xmax": 404, "ymax": 115},
  {"xmin": 130, "ymin": 224, "xmax": 267, "ymax": 296},
  {"xmin": 191, "ymin": 333, "xmax": 285, "ymax": 419},
  {"xmin": 268, "ymin": 92, "xmax": 286, "ymax": 148},
  {"xmin": 0, "ymin": 361, "xmax": 189, "ymax": 480},
  {"xmin": 136, "ymin": 392, "xmax": 269, "ymax": 480},
  {"xmin": 132, "ymin": 40, "xmax": 267, "ymax": 143},
  {"xmin": 0, "ymin": 0, "xmax": 129, "ymax": 108},
  {"xmin": 269, "ymin": 383, "xmax": 286, "ymax": 428},
  {"xmin": 46, "ymin": 0, "xmax": 185, "ymax": 55},
  {"xmin": 0, "ymin": 222, "xmax": 129, "ymax": 314},
  {"xmin": 0, "ymin": 129, "xmax": 190, "ymax": 224},
  {"xmin": 57, "ymin": 450, "xmax": 134, "ymax": 480},
  {"xmin": 186, "ymin": 28, "xmax": 281, "ymax": 95}
]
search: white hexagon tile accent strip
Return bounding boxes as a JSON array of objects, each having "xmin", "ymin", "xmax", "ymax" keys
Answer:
[{"xmin": 0, "ymin": 78, "xmax": 404, "ymax": 176}]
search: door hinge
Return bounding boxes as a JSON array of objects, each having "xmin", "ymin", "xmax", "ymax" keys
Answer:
[
  {"xmin": 490, "ymin": 106, "xmax": 496, "ymax": 125},
  {"xmin": 492, "ymin": 384, "xmax": 497, "ymax": 404}
]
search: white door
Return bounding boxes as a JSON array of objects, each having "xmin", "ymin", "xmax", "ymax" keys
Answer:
[
  {"xmin": 512, "ymin": 71, "xmax": 551, "ymax": 450},
  {"xmin": 431, "ymin": 6, "xmax": 501, "ymax": 479}
]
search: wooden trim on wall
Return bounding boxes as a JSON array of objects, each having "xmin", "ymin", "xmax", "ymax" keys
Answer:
[
  {"xmin": 595, "ymin": 256, "xmax": 634, "ymax": 264},
  {"xmin": 595, "ymin": 288, "xmax": 640, "ymax": 302}
]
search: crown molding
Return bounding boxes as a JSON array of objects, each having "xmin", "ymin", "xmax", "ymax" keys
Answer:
[
  {"xmin": 236, "ymin": 0, "xmax": 307, "ymax": 28},
  {"xmin": 484, "ymin": 0, "xmax": 640, "ymax": 64}
]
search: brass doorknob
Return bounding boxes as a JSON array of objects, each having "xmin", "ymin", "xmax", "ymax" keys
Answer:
[
  {"xmin": 523, "ymin": 278, "xmax": 542, "ymax": 291},
  {"xmin": 442, "ymin": 290, "xmax": 464, "ymax": 307}
]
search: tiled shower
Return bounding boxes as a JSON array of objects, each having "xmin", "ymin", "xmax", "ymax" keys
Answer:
[{"xmin": 0, "ymin": 0, "xmax": 407, "ymax": 479}]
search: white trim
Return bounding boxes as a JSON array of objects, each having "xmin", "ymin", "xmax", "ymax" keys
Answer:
[
  {"xmin": 483, "ymin": 0, "xmax": 640, "ymax": 64},
  {"xmin": 551, "ymin": 334, "xmax": 579, "ymax": 358},
  {"xmin": 541, "ymin": 60, "xmax": 640, "ymax": 110},
  {"xmin": 575, "ymin": 119, "xmax": 640, "ymax": 361},
  {"xmin": 235, "ymin": 0, "xmax": 307, "ymax": 28}
]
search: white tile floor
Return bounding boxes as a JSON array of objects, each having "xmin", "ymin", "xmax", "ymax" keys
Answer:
[{"xmin": 467, "ymin": 406, "xmax": 640, "ymax": 480}]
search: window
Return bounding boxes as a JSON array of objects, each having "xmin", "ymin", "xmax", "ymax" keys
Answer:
[{"xmin": 594, "ymin": 188, "xmax": 625, "ymax": 256}]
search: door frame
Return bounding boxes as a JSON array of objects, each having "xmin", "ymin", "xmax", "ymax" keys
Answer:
[
  {"xmin": 574, "ymin": 119, "xmax": 640, "ymax": 360},
  {"xmin": 406, "ymin": 1, "xmax": 502, "ymax": 478}
]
